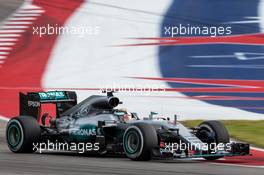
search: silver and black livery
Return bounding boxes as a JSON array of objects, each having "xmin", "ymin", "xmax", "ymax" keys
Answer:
[{"xmin": 6, "ymin": 91, "xmax": 250, "ymax": 161}]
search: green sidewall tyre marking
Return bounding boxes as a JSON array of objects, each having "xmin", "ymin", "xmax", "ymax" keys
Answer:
[
  {"xmin": 124, "ymin": 130, "xmax": 141, "ymax": 155},
  {"xmin": 7, "ymin": 123, "xmax": 22, "ymax": 148}
]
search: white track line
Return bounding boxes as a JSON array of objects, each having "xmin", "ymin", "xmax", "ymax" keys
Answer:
[
  {"xmin": 0, "ymin": 56, "xmax": 7, "ymax": 59},
  {"xmin": 18, "ymin": 10, "xmax": 45, "ymax": 14},
  {"xmin": 2, "ymin": 26, "xmax": 29, "ymax": 29},
  {"xmin": 245, "ymin": 16, "xmax": 261, "ymax": 19},
  {"xmin": 4, "ymin": 21, "xmax": 32, "ymax": 25},
  {"xmin": 210, "ymin": 163, "xmax": 264, "ymax": 169},
  {"xmin": 0, "ymin": 43, "xmax": 15, "ymax": 46},
  {"xmin": 0, "ymin": 38, "xmax": 17, "ymax": 42},
  {"xmin": 251, "ymin": 146, "xmax": 264, "ymax": 152},
  {"xmin": 9, "ymin": 17, "xmax": 36, "ymax": 21},
  {"xmin": 0, "ymin": 30, "xmax": 25, "ymax": 33},
  {"xmin": 13, "ymin": 13, "xmax": 41, "ymax": 17},
  {"xmin": 0, "ymin": 47, "xmax": 12, "ymax": 50},
  {"xmin": 0, "ymin": 52, "xmax": 9, "ymax": 55},
  {"xmin": 21, "ymin": 4, "xmax": 42, "ymax": 10},
  {"xmin": 0, "ymin": 115, "xmax": 9, "ymax": 121},
  {"xmin": 226, "ymin": 20, "xmax": 260, "ymax": 24},
  {"xmin": 0, "ymin": 34, "xmax": 21, "ymax": 37}
]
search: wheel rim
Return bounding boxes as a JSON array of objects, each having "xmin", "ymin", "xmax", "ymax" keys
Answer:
[
  {"xmin": 7, "ymin": 123, "xmax": 22, "ymax": 147},
  {"xmin": 199, "ymin": 125, "xmax": 218, "ymax": 154},
  {"xmin": 199, "ymin": 124, "xmax": 216, "ymax": 142},
  {"xmin": 124, "ymin": 130, "xmax": 141, "ymax": 154}
]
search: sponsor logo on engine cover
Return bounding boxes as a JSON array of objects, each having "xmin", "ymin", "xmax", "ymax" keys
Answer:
[
  {"xmin": 28, "ymin": 101, "xmax": 40, "ymax": 107},
  {"xmin": 70, "ymin": 128, "xmax": 96, "ymax": 136}
]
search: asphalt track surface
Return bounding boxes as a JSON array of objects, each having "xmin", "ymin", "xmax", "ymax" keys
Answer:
[
  {"xmin": 0, "ymin": 1, "xmax": 263, "ymax": 175},
  {"xmin": 0, "ymin": 121, "xmax": 264, "ymax": 175}
]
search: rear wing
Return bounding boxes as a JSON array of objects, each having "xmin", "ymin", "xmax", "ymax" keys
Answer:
[{"xmin": 19, "ymin": 91, "xmax": 77, "ymax": 119}]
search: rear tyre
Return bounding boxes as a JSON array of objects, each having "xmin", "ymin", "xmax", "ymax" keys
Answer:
[
  {"xmin": 6, "ymin": 116, "xmax": 41, "ymax": 153},
  {"xmin": 197, "ymin": 120, "xmax": 230, "ymax": 160},
  {"xmin": 123, "ymin": 123, "xmax": 158, "ymax": 161}
]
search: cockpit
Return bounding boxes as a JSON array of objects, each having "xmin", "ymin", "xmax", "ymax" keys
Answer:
[{"xmin": 114, "ymin": 109, "xmax": 138, "ymax": 123}]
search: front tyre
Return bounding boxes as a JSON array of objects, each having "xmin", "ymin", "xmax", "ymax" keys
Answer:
[
  {"xmin": 123, "ymin": 123, "xmax": 158, "ymax": 161},
  {"xmin": 197, "ymin": 120, "xmax": 230, "ymax": 160},
  {"xmin": 6, "ymin": 116, "xmax": 41, "ymax": 153}
]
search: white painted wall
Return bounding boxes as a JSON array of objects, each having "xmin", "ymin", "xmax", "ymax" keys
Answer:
[{"xmin": 43, "ymin": 0, "xmax": 264, "ymax": 120}]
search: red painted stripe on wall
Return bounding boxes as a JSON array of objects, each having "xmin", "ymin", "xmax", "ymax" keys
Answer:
[{"xmin": 0, "ymin": 0, "xmax": 84, "ymax": 118}]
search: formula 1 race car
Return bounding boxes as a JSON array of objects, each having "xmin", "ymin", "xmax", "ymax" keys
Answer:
[{"xmin": 6, "ymin": 91, "xmax": 250, "ymax": 161}]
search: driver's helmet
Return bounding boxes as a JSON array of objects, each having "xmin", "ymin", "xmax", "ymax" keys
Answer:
[{"xmin": 118, "ymin": 108, "xmax": 135, "ymax": 122}]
